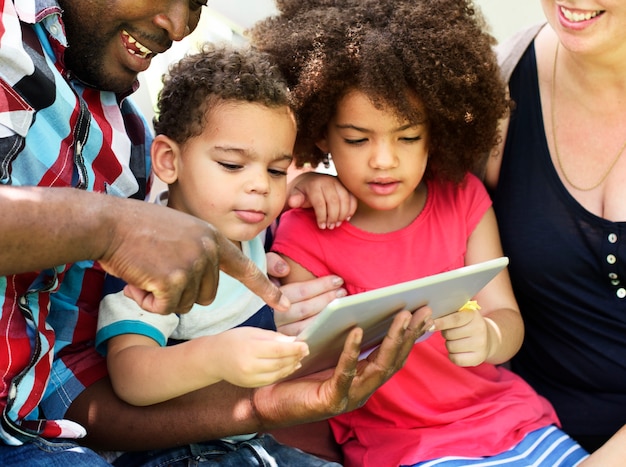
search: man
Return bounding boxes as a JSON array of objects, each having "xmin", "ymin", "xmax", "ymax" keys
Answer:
[{"xmin": 0, "ymin": 1, "xmax": 429, "ymax": 465}]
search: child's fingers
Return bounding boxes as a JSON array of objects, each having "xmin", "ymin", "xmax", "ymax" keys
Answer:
[
  {"xmin": 321, "ymin": 185, "xmax": 356, "ymax": 229},
  {"xmin": 246, "ymin": 334, "xmax": 310, "ymax": 359},
  {"xmin": 229, "ymin": 353, "xmax": 308, "ymax": 387},
  {"xmin": 433, "ymin": 309, "xmax": 475, "ymax": 331}
]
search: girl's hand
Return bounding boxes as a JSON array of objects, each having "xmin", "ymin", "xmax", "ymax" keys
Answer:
[
  {"xmin": 266, "ymin": 252, "xmax": 347, "ymax": 335},
  {"xmin": 286, "ymin": 172, "xmax": 356, "ymax": 229},
  {"xmin": 434, "ymin": 309, "xmax": 497, "ymax": 367}
]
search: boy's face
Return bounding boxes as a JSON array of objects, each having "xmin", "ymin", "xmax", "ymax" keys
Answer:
[{"xmin": 167, "ymin": 102, "xmax": 296, "ymax": 243}]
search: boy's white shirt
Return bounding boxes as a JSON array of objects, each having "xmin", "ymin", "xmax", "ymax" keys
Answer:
[{"xmin": 97, "ymin": 191, "xmax": 268, "ymax": 344}]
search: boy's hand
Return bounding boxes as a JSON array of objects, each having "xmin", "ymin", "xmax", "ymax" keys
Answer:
[
  {"xmin": 212, "ymin": 328, "xmax": 309, "ymax": 387},
  {"xmin": 286, "ymin": 172, "xmax": 356, "ymax": 229}
]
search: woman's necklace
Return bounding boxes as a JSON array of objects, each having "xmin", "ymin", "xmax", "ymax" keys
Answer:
[{"xmin": 551, "ymin": 42, "xmax": 626, "ymax": 191}]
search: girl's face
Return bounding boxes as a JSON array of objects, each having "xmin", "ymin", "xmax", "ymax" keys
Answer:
[
  {"xmin": 317, "ymin": 89, "xmax": 429, "ymax": 215},
  {"xmin": 541, "ymin": 1, "xmax": 626, "ymax": 54}
]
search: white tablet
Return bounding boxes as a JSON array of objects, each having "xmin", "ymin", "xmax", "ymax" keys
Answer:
[{"xmin": 290, "ymin": 257, "xmax": 509, "ymax": 378}]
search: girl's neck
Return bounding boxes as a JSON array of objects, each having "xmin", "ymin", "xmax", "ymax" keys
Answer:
[{"xmin": 349, "ymin": 182, "xmax": 427, "ymax": 233}]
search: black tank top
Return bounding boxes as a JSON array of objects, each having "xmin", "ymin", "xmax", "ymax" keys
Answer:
[{"xmin": 491, "ymin": 44, "xmax": 626, "ymax": 438}]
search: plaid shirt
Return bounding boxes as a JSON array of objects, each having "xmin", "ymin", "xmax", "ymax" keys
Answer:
[{"xmin": 0, "ymin": 0, "xmax": 151, "ymax": 444}]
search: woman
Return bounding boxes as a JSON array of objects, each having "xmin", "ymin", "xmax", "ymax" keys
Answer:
[{"xmin": 484, "ymin": 0, "xmax": 626, "ymax": 455}]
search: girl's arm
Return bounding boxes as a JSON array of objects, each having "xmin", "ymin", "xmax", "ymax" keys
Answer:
[
  {"xmin": 435, "ymin": 207, "xmax": 523, "ymax": 366},
  {"xmin": 285, "ymin": 172, "xmax": 357, "ymax": 229}
]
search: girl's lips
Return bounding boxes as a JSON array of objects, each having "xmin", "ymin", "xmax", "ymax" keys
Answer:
[{"xmin": 368, "ymin": 180, "xmax": 400, "ymax": 195}]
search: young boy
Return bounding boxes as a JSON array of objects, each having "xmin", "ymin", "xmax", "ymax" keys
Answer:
[{"xmin": 95, "ymin": 43, "xmax": 337, "ymax": 466}]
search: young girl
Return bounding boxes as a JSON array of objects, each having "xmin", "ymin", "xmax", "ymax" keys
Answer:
[{"xmin": 250, "ymin": 0, "xmax": 590, "ymax": 465}]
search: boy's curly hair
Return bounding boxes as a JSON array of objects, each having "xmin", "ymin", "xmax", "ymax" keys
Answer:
[
  {"xmin": 153, "ymin": 42, "xmax": 294, "ymax": 144},
  {"xmin": 248, "ymin": 0, "xmax": 510, "ymax": 182}
]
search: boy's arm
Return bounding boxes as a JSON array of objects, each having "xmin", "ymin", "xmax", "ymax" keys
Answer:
[
  {"xmin": 67, "ymin": 306, "xmax": 432, "ymax": 451},
  {"xmin": 106, "ymin": 329, "xmax": 309, "ymax": 406}
]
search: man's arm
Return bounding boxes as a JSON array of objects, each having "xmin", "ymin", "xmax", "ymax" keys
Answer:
[
  {"xmin": 0, "ymin": 186, "xmax": 286, "ymax": 314},
  {"xmin": 67, "ymin": 308, "xmax": 431, "ymax": 450}
]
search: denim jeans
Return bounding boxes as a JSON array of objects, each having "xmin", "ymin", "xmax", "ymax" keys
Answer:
[
  {"xmin": 112, "ymin": 433, "xmax": 341, "ymax": 467},
  {"xmin": 0, "ymin": 437, "xmax": 111, "ymax": 467}
]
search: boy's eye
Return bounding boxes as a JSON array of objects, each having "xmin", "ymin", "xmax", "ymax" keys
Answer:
[
  {"xmin": 218, "ymin": 161, "xmax": 242, "ymax": 171},
  {"xmin": 268, "ymin": 168, "xmax": 288, "ymax": 177}
]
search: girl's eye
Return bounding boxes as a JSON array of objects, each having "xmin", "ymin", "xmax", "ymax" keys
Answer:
[
  {"xmin": 218, "ymin": 162, "xmax": 242, "ymax": 171},
  {"xmin": 345, "ymin": 138, "xmax": 367, "ymax": 145},
  {"xmin": 401, "ymin": 136, "xmax": 422, "ymax": 142}
]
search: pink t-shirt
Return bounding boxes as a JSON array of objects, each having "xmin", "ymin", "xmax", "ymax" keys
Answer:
[{"xmin": 272, "ymin": 174, "xmax": 558, "ymax": 467}]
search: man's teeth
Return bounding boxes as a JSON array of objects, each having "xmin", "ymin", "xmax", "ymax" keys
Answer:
[
  {"xmin": 122, "ymin": 30, "xmax": 153, "ymax": 59},
  {"xmin": 560, "ymin": 7, "xmax": 602, "ymax": 22}
]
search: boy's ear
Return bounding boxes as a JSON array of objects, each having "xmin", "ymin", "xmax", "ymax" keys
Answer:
[{"xmin": 151, "ymin": 134, "xmax": 180, "ymax": 184}]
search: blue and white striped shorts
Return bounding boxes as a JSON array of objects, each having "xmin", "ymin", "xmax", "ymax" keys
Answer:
[{"xmin": 407, "ymin": 425, "xmax": 589, "ymax": 467}]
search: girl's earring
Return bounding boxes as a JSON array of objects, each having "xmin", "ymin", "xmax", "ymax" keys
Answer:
[
  {"xmin": 322, "ymin": 153, "xmax": 330, "ymax": 169},
  {"xmin": 322, "ymin": 153, "xmax": 331, "ymax": 169}
]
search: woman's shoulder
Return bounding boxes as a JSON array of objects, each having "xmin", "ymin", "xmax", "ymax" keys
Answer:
[{"xmin": 496, "ymin": 22, "xmax": 546, "ymax": 83}]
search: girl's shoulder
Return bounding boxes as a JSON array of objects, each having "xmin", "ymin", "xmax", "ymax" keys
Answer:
[{"xmin": 430, "ymin": 172, "xmax": 488, "ymax": 199}]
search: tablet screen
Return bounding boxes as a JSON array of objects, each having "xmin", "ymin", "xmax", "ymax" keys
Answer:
[{"xmin": 290, "ymin": 257, "xmax": 509, "ymax": 378}]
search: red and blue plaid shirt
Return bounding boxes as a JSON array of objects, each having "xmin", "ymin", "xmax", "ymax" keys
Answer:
[{"xmin": 0, "ymin": 0, "xmax": 152, "ymax": 444}]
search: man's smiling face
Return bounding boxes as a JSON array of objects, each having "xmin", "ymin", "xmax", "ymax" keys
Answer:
[{"xmin": 58, "ymin": 0, "xmax": 204, "ymax": 93}]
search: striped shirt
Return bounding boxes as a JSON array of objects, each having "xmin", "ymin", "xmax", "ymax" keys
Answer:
[
  {"xmin": 0, "ymin": 0, "xmax": 151, "ymax": 444},
  {"xmin": 408, "ymin": 426, "xmax": 588, "ymax": 467}
]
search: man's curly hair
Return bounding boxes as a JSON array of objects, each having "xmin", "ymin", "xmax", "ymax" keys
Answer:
[
  {"xmin": 248, "ymin": 0, "xmax": 510, "ymax": 182},
  {"xmin": 153, "ymin": 42, "xmax": 294, "ymax": 144}
]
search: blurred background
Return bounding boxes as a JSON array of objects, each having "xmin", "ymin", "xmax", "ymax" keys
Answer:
[
  {"xmin": 138, "ymin": 0, "xmax": 545, "ymax": 194},
  {"xmin": 136, "ymin": 0, "xmax": 545, "ymax": 121}
]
